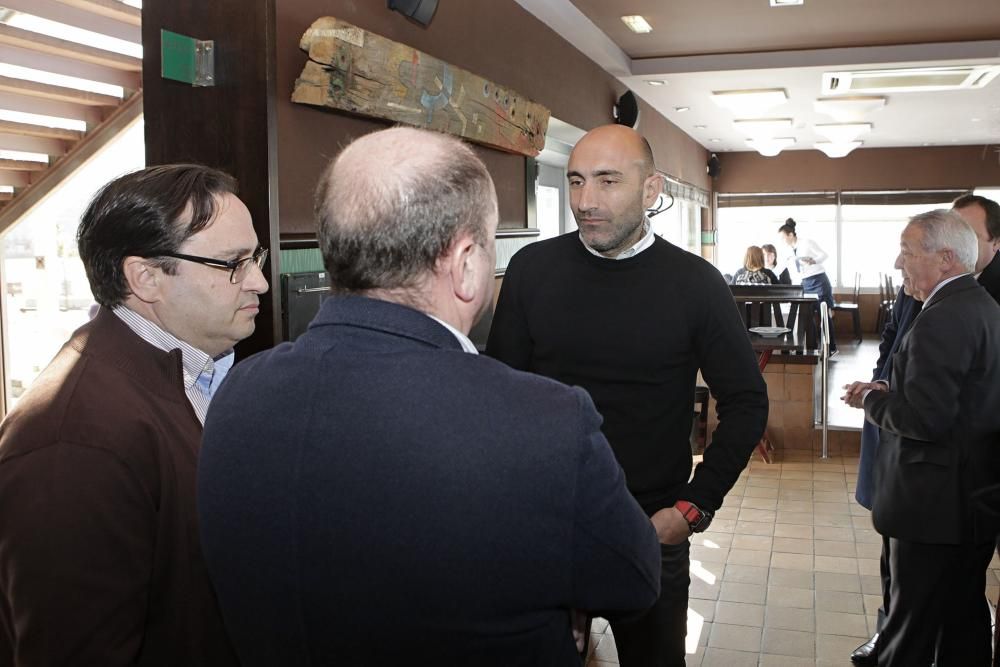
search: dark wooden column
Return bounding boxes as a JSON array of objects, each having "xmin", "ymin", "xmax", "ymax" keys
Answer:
[{"xmin": 141, "ymin": 0, "xmax": 281, "ymax": 357}]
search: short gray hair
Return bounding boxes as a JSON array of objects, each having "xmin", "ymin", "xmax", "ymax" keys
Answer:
[{"xmin": 907, "ymin": 209, "xmax": 978, "ymax": 272}]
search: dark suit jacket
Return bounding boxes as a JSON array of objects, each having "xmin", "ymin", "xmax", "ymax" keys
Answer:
[
  {"xmin": 855, "ymin": 288, "xmax": 921, "ymax": 509},
  {"xmin": 979, "ymin": 251, "xmax": 1000, "ymax": 304},
  {"xmin": 865, "ymin": 275, "xmax": 1000, "ymax": 544},
  {"xmin": 199, "ymin": 295, "xmax": 661, "ymax": 666}
]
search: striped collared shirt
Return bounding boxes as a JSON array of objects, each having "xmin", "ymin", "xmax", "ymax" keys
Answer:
[
  {"xmin": 580, "ymin": 218, "xmax": 654, "ymax": 260},
  {"xmin": 112, "ymin": 306, "xmax": 235, "ymax": 425}
]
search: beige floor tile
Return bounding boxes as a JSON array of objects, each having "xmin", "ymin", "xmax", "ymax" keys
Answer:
[
  {"xmin": 814, "ymin": 555, "xmax": 858, "ymax": 574},
  {"xmin": 816, "ymin": 589, "xmax": 864, "ymax": 613},
  {"xmin": 851, "ymin": 515, "xmax": 874, "ymax": 529},
  {"xmin": 590, "ymin": 617, "xmax": 610, "ymax": 633},
  {"xmin": 816, "ymin": 610, "xmax": 869, "ymax": 637},
  {"xmin": 772, "ymin": 537, "xmax": 813, "ymax": 554},
  {"xmin": 700, "ymin": 647, "xmax": 759, "ymax": 667},
  {"xmin": 688, "ymin": 597, "xmax": 717, "ymax": 623},
  {"xmin": 765, "ymin": 604, "xmax": 816, "ymax": 632},
  {"xmin": 775, "ymin": 511, "xmax": 815, "ymax": 525},
  {"xmin": 860, "ymin": 575, "xmax": 883, "ymax": 596},
  {"xmin": 714, "ymin": 600, "xmax": 765, "ymax": 627},
  {"xmin": 855, "ymin": 541, "xmax": 882, "ymax": 559},
  {"xmin": 778, "ymin": 479, "xmax": 813, "ymax": 490},
  {"xmin": 732, "ymin": 534, "xmax": 774, "ymax": 551},
  {"xmin": 685, "ymin": 646, "xmax": 705, "ymax": 666},
  {"xmin": 592, "ymin": 632, "xmax": 618, "ymax": 662},
  {"xmin": 813, "ymin": 514, "xmax": 853, "ymax": 528},
  {"xmin": 816, "ymin": 633, "xmax": 871, "ymax": 661},
  {"xmin": 714, "ymin": 507, "xmax": 739, "ymax": 520},
  {"xmin": 768, "ymin": 568, "xmax": 814, "ymax": 589},
  {"xmin": 814, "ymin": 571, "xmax": 862, "ymax": 593},
  {"xmin": 863, "ymin": 594, "xmax": 882, "ymax": 616},
  {"xmin": 691, "ymin": 545, "xmax": 730, "ymax": 564},
  {"xmin": 744, "ymin": 485, "xmax": 780, "ymax": 499},
  {"xmin": 739, "ymin": 508, "xmax": 777, "ymax": 523},
  {"xmin": 776, "ymin": 500, "xmax": 813, "ymax": 513},
  {"xmin": 767, "ymin": 586, "xmax": 814, "ymax": 608},
  {"xmin": 723, "ymin": 563, "xmax": 768, "ymax": 586},
  {"xmin": 762, "ymin": 627, "xmax": 816, "ymax": 658},
  {"xmin": 813, "ymin": 481, "xmax": 847, "ymax": 492},
  {"xmin": 771, "ymin": 552, "xmax": 814, "ymax": 571},
  {"xmin": 858, "ymin": 558, "xmax": 881, "ymax": 576},
  {"xmin": 774, "ymin": 524, "xmax": 813, "ymax": 539},
  {"xmin": 691, "ymin": 559, "xmax": 725, "ymax": 584},
  {"xmin": 709, "ymin": 518, "xmax": 737, "ymax": 533},
  {"xmin": 735, "ymin": 520, "xmax": 776, "ymax": 537},
  {"xmin": 813, "ymin": 490, "xmax": 852, "ymax": 503},
  {"xmin": 814, "ymin": 526, "xmax": 853, "ymax": 542},
  {"xmin": 696, "ymin": 532, "xmax": 734, "ymax": 549},
  {"xmin": 779, "ymin": 462, "xmax": 813, "ymax": 471},
  {"xmin": 814, "ymin": 539, "xmax": 857, "ymax": 557},
  {"xmin": 690, "ymin": 577, "xmax": 722, "ymax": 600},
  {"xmin": 728, "ymin": 548, "xmax": 773, "ymax": 567},
  {"xmin": 741, "ymin": 496, "xmax": 778, "ymax": 510},
  {"xmin": 814, "ymin": 471, "xmax": 846, "ymax": 482},
  {"xmin": 853, "ymin": 528, "xmax": 881, "ymax": 544},
  {"xmin": 708, "ymin": 623, "xmax": 762, "ymax": 652},
  {"xmin": 780, "ymin": 469, "xmax": 814, "ymax": 480},
  {"xmin": 719, "ymin": 581, "xmax": 767, "ymax": 605},
  {"xmin": 759, "ymin": 654, "xmax": 816, "ymax": 667},
  {"xmin": 777, "ymin": 489, "xmax": 813, "ymax": 501},
  {"xmin": 814, "ymin": 502, "xmax": 851, "ymax": 516}
]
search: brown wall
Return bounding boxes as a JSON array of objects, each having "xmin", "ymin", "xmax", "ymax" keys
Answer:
[
  {"xmin": 715, "ymin": 145, "xmax": 1000, "ymax": 193},
  {"xmin": 273, "ymin": 0, "xmax": 710, "ymax": 235}
]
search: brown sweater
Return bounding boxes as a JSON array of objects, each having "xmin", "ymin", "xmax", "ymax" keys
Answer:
[{"xmin": 0, "ymin": 308, "xmax": 237, "ymax": 666}]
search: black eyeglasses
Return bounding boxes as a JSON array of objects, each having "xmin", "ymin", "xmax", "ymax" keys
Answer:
[{"xmin": 161, "ymin": 245, "xmax": 268, "ymax": 284}]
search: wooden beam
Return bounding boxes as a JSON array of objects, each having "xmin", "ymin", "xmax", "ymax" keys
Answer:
[
  {"xmin": 53, "ymin": 0, "xmax": 141, "ymax": 27},
  {"xmin": 0, "ymin": 90, "xmax": 142, "ymax": 234},
  {"xmin": 0, "ymin": 44, "xmax": 141, "ymax": 91},
  {"xmin": 0, "ymin": 119, "xmax": 83, "ymax": 141},
  {"xmin": 0, "ymin": 132, "xmax": 69, "ymax": 156},
  {"xmin": 0, "ymin": 171, "xmax": 29, "ymax": 188},
  {"xmin": 0, "ymin": 159, "xmax": 47, "ymax": 172},
  {"xmin": 0, "ymin": 92, "xmax": 102, "ymax": 126},
  {"xmin": 0, "ymin": 23, "xmax": 141, "ymax": 72},
  {"xmin": 3, "ymin": 0, "xmax": 141, "ymax": 44},
  {"xmin": 0, "ymin": 193, "xmax": 13, "ymax": 202},
  {"xmin": 0, "ymin": 75, "xmax": 122, "ymax": 106}
]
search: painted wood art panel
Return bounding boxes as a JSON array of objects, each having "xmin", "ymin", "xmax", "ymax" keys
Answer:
[{"xmin": 292, "ymin": 17, "xmax": 550, "ymax": 157}]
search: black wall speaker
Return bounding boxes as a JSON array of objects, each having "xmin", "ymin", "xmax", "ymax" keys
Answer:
[
  {"xmin": 387, "ymin": 0, "xmax": 439, "ymax": 26},
  {"xmin": 707, "ymin": 153, "xmax": 721, "ymax": 179},
  {"xmin": 613, "ymin": 90, "xmax": 639, "ymax": 128}
]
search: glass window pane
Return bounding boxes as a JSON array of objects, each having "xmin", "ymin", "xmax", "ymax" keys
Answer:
[{"xmin": 1, "ymin": 119, "xmax": 145, "ymax": 409}]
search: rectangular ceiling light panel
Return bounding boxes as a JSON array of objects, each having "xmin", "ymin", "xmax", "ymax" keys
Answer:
[{"xmin": 823, "ymin": 65, "xmax": 1000, "ymax": 94}]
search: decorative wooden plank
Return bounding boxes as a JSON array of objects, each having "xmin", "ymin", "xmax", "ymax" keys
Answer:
[{"xmin": 292, "ymin": 17, "xmax": 550, "ymax": 157}]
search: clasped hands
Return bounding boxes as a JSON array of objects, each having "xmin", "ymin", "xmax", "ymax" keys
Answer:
[{"xmin": 840, "ymin": 380, "xmax": 887, "ymax": 409}]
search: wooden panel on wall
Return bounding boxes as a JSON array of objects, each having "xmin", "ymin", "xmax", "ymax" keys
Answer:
[
  {"xmin": 142, "ymin": 0, "xmax": 282, "ymax": 356},
  {"xmin": 715, "ymin": 145, "xmax": 1000, "ymax": 193}
]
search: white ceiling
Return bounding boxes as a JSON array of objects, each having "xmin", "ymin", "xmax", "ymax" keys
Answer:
[{"xmin": 514, "ymin": 0, "xmax": 1000, "ymax": 155}]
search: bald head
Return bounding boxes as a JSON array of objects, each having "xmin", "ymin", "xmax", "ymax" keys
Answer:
[
  {"xmin": 572, "ymin": 125, "xmax": 656, "ymax": 177},
  {"xmin": 315, "ymin": 127, "xmax": 498, "ymax": 293}
]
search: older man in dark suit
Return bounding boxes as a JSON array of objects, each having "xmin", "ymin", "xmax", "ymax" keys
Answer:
[
  {"xmin": 197, "ymin": 127, "xmax": 661, "ymax": 666},
  {"xmin": 845, "ymin": 209, "xmax": 1000, "ymax": 666}
]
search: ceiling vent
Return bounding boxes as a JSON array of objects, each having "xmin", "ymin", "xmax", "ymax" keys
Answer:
[{"xmin": 822, "ymin": 65, "xmax": 1000, "ymax": 95}]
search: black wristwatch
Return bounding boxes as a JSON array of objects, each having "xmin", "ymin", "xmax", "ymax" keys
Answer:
[{"xmin": 674, "ymin": 500, "xmax": 713, "ymax": 533}]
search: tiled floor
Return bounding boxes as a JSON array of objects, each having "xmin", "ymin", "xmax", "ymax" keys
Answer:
[{"xmin": 586, "ymin": 449, "xmax": 1000, "ymax": 666}]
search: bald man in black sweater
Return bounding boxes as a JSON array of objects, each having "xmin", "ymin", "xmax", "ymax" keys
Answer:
[{"xmin": 488, "ymin": 125, "xmax": 768, "ymax": 666}]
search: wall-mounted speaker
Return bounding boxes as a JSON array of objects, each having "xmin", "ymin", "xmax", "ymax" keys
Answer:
[
  {"xmin": 387, "ymin": 0, "xmax": 439, "ymax": 26},
  {"xmin": 707, "ymin": 153, "xmax": 721, "ymax": 179},
  {"xmin": 613, "ymin": 90, "xmax": 639, "ymax": 129}
]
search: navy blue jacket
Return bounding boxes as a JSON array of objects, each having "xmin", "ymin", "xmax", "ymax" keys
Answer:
[{"xmin": 199, "ymin": 295, "xmax": 660, "ymax": 666}]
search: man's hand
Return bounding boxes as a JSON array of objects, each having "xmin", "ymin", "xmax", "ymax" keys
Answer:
[
  {"xmin": 841, "ymin": 381, "xmax": 886, "ymax": 409},
  {"xmin": 800, "ymin": 256, "xmax": 816, "ymax": 265},
  {"xmin": 650, "ymin": 507, "xmax": 690, "ymax": 545}
]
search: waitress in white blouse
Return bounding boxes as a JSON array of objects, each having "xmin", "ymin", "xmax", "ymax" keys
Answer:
[{"xmin": 779, "ymin": 218, "xmax": 837, "ymax": 354}]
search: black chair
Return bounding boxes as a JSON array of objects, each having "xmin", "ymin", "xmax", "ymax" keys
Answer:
[{"xmin": 833, "ymin": 272, "xmax": 862, "ymax": 344}]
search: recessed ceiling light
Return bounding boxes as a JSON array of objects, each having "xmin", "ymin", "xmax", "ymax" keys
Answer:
[
  {"xmin": 621, "ymin": 15, "xmax": 653, "ymax": 33},
  {"xmin": 814, "ymin": 96, "xmax": 887, "ymax": 121},
  {"xmin": 770, "ymin": 0, "xmax": 804, "ymax": 5},
  {"xmin": 814, "ymin": 123, "xmax": 872, "ymax": 143},
  {"xmin": 815, "ymin": 141, "xmax": 862, "ymax": 158},
  {"xmin": 712, "ymin": 89, "xmax": 788, "ymax": 115},
  {"xmin": 972, "ymin": 117, "xmax": 982, "ymax": 122},
  {"xmin": 645, "ymin": 80, "xmax": 667, "ymax": 86},
  {"xmin": 674, "ymin": 106, "xmax": 689, "ymax": 112},
  {"xmin": 709, "ymin": 138, "xmax": 721, "ymax": 143},
  {"xmin": 694, "ymin": 124, "xmax": 708, "ymax": 130}
]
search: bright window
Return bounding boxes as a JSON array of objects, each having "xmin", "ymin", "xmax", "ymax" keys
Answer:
[{"xmin": 1, "ymin": 119, "xmax": 145, "ymax": 409}]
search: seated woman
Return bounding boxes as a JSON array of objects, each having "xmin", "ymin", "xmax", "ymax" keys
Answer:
[
  {"xmin": 761, "ymin": 243, "xmax": 791, "ymax": 284},
  {"xmin": 733, "ymin": 245, "xmax": 776, "ymax": 285}
]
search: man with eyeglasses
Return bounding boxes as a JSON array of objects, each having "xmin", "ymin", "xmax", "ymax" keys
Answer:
[{"xmin": 0, "ymin": 164, "xmax": 267, "ymax": 666}]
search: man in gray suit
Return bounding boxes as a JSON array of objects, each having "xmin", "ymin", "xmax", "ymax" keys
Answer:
[{"xmin": 845, "ymin": 209, "xmax": 1000, "ymax": 666}]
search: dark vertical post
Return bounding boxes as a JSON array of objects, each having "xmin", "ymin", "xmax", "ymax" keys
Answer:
[{"xmin": 141, "ymin": 0, "xmax": 281, "ymax": 357}]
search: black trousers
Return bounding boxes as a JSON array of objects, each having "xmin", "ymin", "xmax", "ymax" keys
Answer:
[
  {"xmin": 610, "ymin": 540, "xmax": 689, "ymax": 667},
  {"xmin": 876, "ymin": 535, "xmax": 892, "ymax": 631},
  {"xmin": 876, "ymin": 537, "xmax": 994, "ymax": 667}
]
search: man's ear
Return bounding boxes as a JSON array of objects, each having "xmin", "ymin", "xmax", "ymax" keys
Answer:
[
  {"xmin": 447, "ymin": 236, "xmax": 480, "ymax": 304},
  {"xmin": 642, "ymin": 172, "xmax": 663, "ymax": 210},
  {"xmin": 122, "ymin": 256, "xmax": 162, "ymax": 304}
]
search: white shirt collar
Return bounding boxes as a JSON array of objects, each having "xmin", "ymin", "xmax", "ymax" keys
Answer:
[
  {"xmin": 580, "ymin": 218, "xmax": 654, "ymax": 260},
  {"xmin": 923, "ymin": 273, "xmax": 969, "ymax": 305},
  {"xmin": 427, "ymin": 315, "xmax": 479, "ymax": 354}
]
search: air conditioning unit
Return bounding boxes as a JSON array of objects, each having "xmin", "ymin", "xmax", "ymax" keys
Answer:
[{"xmin": 822, "ymin": 65, "xmax": 1000, "ymax": 94}]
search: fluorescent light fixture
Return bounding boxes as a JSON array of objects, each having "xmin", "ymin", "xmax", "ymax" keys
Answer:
[
  {"xmin": 0, "ymin": 109, "xmax": 86, "ymax": 132},
  {"xmin": 823, "ymin": 65, "xmax": 1000, "ymax": 95},
  {"xmin": 711, "ymin": 89, "xmax": 788, "ymax": 114},
  {"xmin": 645, "ymin": 80, "xmax": 666, "ymax": 86},
  {"xmin": 814, "ymin": 96, "xmax": 886, "ymax": 121},
  {"xmin": 709, "ymin": 138, "xmax": 721, "ymax": 143},
  {"xmin": 621, "ymin": 15, "xmax": 653, "ymax": 33},
  {"xmin": 0, "ymin": 149, "xmax": 48, "ymax": 163},
  {"xmin": 814, "ymin": 122, "xmax": 871, "ymax": 144},
  {"xmin": 3, "ymin": 11, "xmax": 142, "ymax": 58},
  {"xmin": 733, "ymin": 118, "xmax": 793, "ymax": 139},
  {"xmin": 674, "ymin": 106, "xmax": 689, "ymax": 113},
  {"xmin": 746, "ymin": 137, "xmax": 795, "ymax": 157},
  {"xmin": 694, "ymin": 124, "xmax": 708, "ymax": 129},
  {"xmin": 770, "ymin": 0, "xmax": 803, "ymax": 5},
  {"xmin": 815, "ymin": 141, "xmax": 862, "ymax": 158},
  {"xmin": 0, "ymin": 64, "xmax": 123, "ymax": 98}
]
